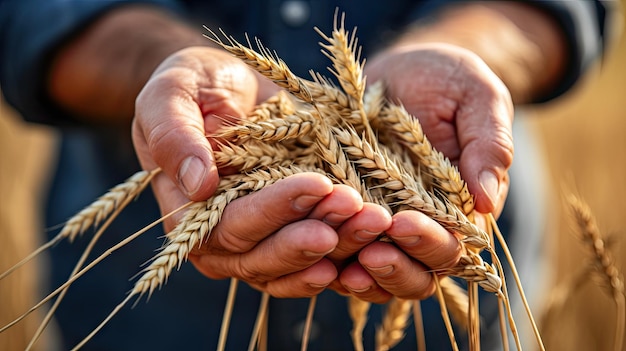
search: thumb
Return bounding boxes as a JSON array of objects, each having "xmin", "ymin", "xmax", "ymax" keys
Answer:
[
  {"xmin": 457, "ymin": 94, "xmax": 514, "ymax": 215},
  {"xmin": 133, "ymin": 69, "xmax": 221, "ymax": 202}
]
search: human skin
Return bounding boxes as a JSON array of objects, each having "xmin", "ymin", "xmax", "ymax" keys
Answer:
[{"xmin": 47, "ymin": 2, "xmax": 566, "ymax": 301}]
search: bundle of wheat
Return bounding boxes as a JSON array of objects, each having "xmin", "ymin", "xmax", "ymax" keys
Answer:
[{"xmin": 0, "ymin": 13, "xmax": 543, "ymax": 351}]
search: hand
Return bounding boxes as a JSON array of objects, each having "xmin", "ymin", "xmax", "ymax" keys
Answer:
[
  {"xmin": 187, "ymin": 172, "xmax": 392, "ymax": 298},
  {"xmin": 327, "ymin": 210, "xmax": 463, "ymax": 303},
  {"xmin": 132, "ymin": 46, "xmax": 276, "ymax": 229},
  {"xmin": 327, "ymin": 43, "xmax": 513, "ymax": 302},
  {"xmin": 365, "ymin": 43, "xmax": 514, "ymax": 216}
]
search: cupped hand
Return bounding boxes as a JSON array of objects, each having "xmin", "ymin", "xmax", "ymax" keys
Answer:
[
  {"xmin": 187, "ymin": 172, "xmax": 392, "ymax": 298},
  {"xmin": 365, "ymin": 43, "xmax": 514, "ymax": 216},
  {"xmin": 331, "ymin": 210, "xmax": 463, "ymax": 303},
  {"xmin": 132, "ymin": 46, "xmax": 277, "ymax": 230}
]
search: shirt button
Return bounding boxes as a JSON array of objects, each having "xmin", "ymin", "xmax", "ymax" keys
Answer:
[{"xmin": 280, "ymin": 0, "xmax": 311, "ymax": 27}]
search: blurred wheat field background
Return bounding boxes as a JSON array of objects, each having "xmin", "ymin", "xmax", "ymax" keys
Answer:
[
  {"xmin": 528, "ymin": 3, "xmax": 626, "ymax": 349},
  {"xmin": 1, "ymin": 3, "xmax": 626, "ymax": 350}
]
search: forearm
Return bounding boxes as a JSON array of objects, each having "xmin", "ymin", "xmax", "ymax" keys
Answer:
[
  {"xmin": 390, "ymin": 2, "xmax": 568, "ymax": 104},
  {"xmin": 48, "ymin": 4, "xmax": 207, "ymax": 125}
]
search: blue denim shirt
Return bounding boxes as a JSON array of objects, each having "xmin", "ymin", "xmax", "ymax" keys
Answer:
[{"xmin": 0, "ymin": 1, "xmax": 609, "ymax": 350}]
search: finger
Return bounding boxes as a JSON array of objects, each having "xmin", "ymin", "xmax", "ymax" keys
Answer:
[
  {"xmin": 133, "ymin": 48, "xmax": 259, "ymax": 202},
  {"xmin": 327, "ymin": 203, "xmax": 392, "ymax": 262},
  {"xmin": 338, "ymin": 262, "xmax": 392, "ymax": 304},
  {"xmin": 133, "ymin": 67, "xmax": 221, "ymax": 202},
  {"xmin": 386, "ymin": 210, "xmax": 462, "ymax": 270},
  {"xmin": 358, "ymin": 241, "xmax": 436, "ymax": 300},
  {"xmin": 195, "ymin": 172, "xmax": 334, "ymax": 254},
  {"xmin": 262, "ymin": 259, "xmax": 338, "ymax": 298},
  {"xmin": 306, "ymin": 184, "xmax": 365, "ymax": 228},
  {"xmin": 189, "ymin": 218, "xmax": 337, "ymax": 281},
  {"xmin": 456, "ymin": 61, "xmax": 514, "ymax": 214}
]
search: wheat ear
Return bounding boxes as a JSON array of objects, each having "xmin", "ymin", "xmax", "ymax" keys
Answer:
[
  {"xmin": 69, "ymin": 167, "xmax": 310, "ymax": 349},
  {"xmin": 0, "ymin": 169, "xmax": 159, "ymax": 282},
  {"xmin": 26, "ymin": 169, "xmax": 160, "ymax": 350},
  {"xmin": 376, "ymin": 297, "xmax": 413, "ymax": 351},
  {"xmin": 314, "ymin": 11, "xmax": 365, "ymax": 104},
  {"xmin": 214, "ymin": 110, "xmax": 318, "ymax": 144},
  {"xmin": 378, "ymin": 103, "xmax": 475, "ymax": 215},
  {"xmin": 0, "ymin": 201, "xmax": 187, "ymax": 335},
  {"xmin": 567, "ymin": 194, "xmax": 625, "ymax": 351},
  {"xmin": 333, "ymin": 125, "xmax": 488, "ymax": 243},
  {"xmin": 204, "ymin": 28, "xmax": 314, "ymax": 103}
]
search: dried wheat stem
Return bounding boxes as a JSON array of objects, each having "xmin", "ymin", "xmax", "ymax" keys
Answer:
[
  {"xmin": 248, "ymin": 292, "xmax": 270, "ymax": 351},
  {"xmin": 412, "ymin": 301, "xmax": 427, "ymax": 351},
  {"xmin": 439, "ymin": 277, "xmax": 470, "ymax": 330},
  {"xmin": 376, "ymin": 297, "xmax": 412, "ymax": 351},
  {"xmin": 434, "ymin": 274, "xmax": 460, "ymax": 351},
  {"xmin": 301, "ymin": 296, "xmax": 317, "ymax": 351},
  {"xmin": 217, "ymin": 278, "xmax": 239, "ymax": 351},
  {"xmin": 59, "ymin": 168, "xmax": 160, "ymax": 242},
  {"xmin": 489, "ymin": 214, "xmax": 538, "ymax": 351},
  {"xmin": 467, "ymin": 282, "xmax": 481, "ymax": 351}
]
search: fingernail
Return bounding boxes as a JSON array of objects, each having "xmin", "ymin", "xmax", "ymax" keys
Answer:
[
  {"xmin": 355, "ymin": 230, "xmax": 380, "ymax": 242},
  {"xmin": 302, "ymin": 249, "xmax": 332, "ymax": 257},
  {"xmin": 479, "ymin": 170, "xmax": 498, "ymax": 207},
  {"xmin": 309, "ymin": 283, "xmax": 329, "ymax": 289},
  {"xmin": 323, "ymin": 213, "xmax": 352, "ymax": 227},
  {"xmin": 394, "ymin": 236, "xmax": 421, "ymax": 247},
  {"xmin": 366, "ymin": 265, "xmax": 394, "ymax": 277},
  {"xmin": 349, "ymin": 286, "xmax": 371, "ymax": 293},
  {"xmin": 179, "ymin": 156, "xmax": 206, "ymax": 196},
  {"xmin": 293, "ymin": 195, "xmax": 324, "ymax": 212}
]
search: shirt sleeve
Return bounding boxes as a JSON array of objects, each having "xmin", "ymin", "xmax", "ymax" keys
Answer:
[
  {"xmin": 529, "ymin": 0, "xmax": 611, "ymax": 102},
  {"xmin": 0, "ymin": 0, "xmax": 186, "ymax": 125}
]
